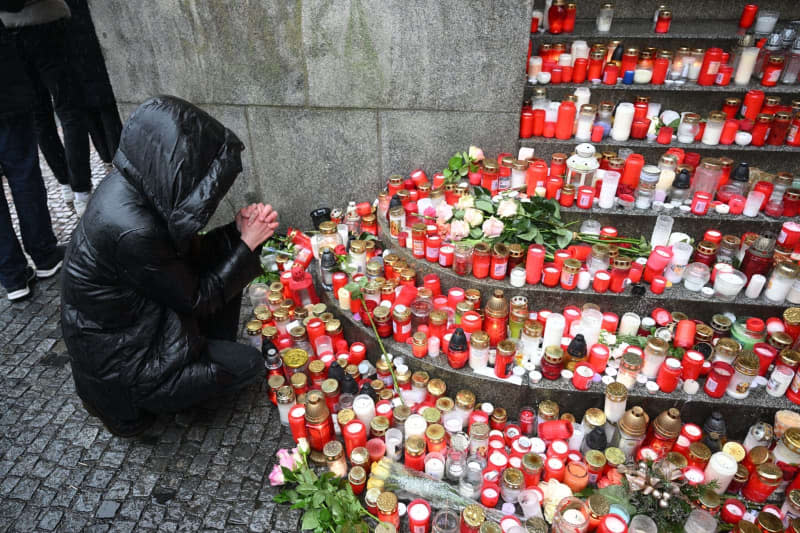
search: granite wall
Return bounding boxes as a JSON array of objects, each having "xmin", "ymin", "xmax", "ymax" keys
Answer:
[{"xmin": 88, "ymin": 0, "xmax": 532, "ymax": 229}]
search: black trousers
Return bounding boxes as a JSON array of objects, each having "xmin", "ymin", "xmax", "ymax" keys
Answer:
[
  {"xmin": 137, "ymin": 293, "xmax": 264, "ymax": 415},
  {"xmin": 10, "ymin": 19, "xmax": 92, "ymax": 192}
]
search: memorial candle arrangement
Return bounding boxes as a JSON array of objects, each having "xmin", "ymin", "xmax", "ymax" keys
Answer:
[
  {"xmin": 520, "ymin": 89, "xmax": 800, "ymax": 149},
  {"xmin": 261, "ymin": 264, "xmax": 800, "ymax": 531},
  {"xmin": 372, "ymin": 152, "xmax": 800, "ymax": 304},
  {"xmin": 528, "ymin": 4, "xmax": 798, "ymax": 87}
]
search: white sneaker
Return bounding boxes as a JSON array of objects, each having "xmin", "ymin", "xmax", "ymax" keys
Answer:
[
  {"xmin": 74, "ymin": 191, "xmax": 90, "ymax": 217},
  {"xmin": 61, "ymin": 184, "xmax": 74, "ymax": 204}
]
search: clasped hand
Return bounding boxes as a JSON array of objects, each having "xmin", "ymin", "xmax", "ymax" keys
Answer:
[{"xmin": 237, "ymin": 204, "xmax": 279, "ymax": 251}]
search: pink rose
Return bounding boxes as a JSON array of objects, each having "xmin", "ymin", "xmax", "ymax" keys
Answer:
[
  {"xmin": 482, "ymin": 217, "xmax": 504, "ymax": 239},
  {"xmin": 449, "ymin": 220, "xmax": 470, "ymax": 242},
  {"xmin": 277, "ymin": 448, "xmax": 297, "ymax": 469},
  {"xmin": 423, "ymin": 206, "xmax": 436, "ymax": 219},
  {"xmin": 268, "ymin": 464, "xmax": 285, "ymax": 486},
  {"xmin": 436, "ymin": 202, "xmax": 454, "ymax": 223}
]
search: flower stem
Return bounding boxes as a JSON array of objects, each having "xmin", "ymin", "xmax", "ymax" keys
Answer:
[{"xmin": 358, "ymin": 295, "xmax": 406, "ymax": 407}]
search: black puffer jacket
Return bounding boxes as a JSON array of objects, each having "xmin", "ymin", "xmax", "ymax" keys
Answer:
[{"xmin": 61, "ymin": 96, "xmax": 262, "ymax": 428}]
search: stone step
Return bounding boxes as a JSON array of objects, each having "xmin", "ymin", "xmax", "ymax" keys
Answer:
[
  {"xmin": 557, "ymin": 205, "xmax": 783, "ymax": 238},
  {"xmin": 518, "ymin": 137, "xmax": 800, "ymax": 176},
  {"xmin": 376, "ymin": 215, "xmax": 787, "ymax": 322},
  {"xmin": 324, "ymin": 290, "xmax": 792, "ymax": 438},
  {"xmin": 526, "ymin": 80, "xmax": 800, "ymax": 96},
  {"xmin": 531, "ymin": 18, "xmax": 742, "ymax": 42}
]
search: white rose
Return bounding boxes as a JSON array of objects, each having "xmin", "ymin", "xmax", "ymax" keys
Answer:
[
  {"xmin": 463, "ymin": 208, "xmax": 484, "ymax": 228},
  {"xmin": 456, "ymin": 195, "xmax": 475, "ymax": 209},
  {"xmin": 496, "ymin": 199, "xmax": 519, "ymax": 218}
]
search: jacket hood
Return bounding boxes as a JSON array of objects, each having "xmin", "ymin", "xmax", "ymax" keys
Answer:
[{"xmin": 113, "ymin": 95, "xmax": 244, "ymax": 252}]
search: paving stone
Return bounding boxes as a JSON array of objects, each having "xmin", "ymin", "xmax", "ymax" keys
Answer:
[
  {"xmin": 95, "ymin": 500, "xmax": 120, "ymax": 519},
  {"xmin": 37, "ymin": 509, "xmax": 62, "ymax": 531}
]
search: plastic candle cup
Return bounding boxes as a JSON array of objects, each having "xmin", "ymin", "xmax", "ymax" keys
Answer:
[
  {"xmin": 611, "ymin": 103, "xmax": 635, "ymax": 141},
  {"xmin": 743, "ymin": 190, "xmax": 765, "ymax": 216},
  {"xmin": 704, "ymin": 452, "xmax": 738, "ymax": 494},
  {"xmin": 597, "ymin": 169, "xmax": 621, "ymax": 209},
  {"xmin": 683, "ymin": 262, "xmax": 711, "ymax": 291},
  {"xmin": 713, "ymin": 269, "xmax": 747, "ymax": 301}
]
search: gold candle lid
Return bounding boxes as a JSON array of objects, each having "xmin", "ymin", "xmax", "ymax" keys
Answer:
[
  {"xmin": 323, "ymin": 440, "xmax": 343, "ymax": 461},
  {"xmin": 427, "ymin": 378, "xmax": 446, "ymax": 397},
  {"xmin": 376, "ymin": 491, "xmax": 398, "ymax": 514},
  {"xmin": 462, "ymin": 505, "xmax": 485, "ymax": 528},
  {"xmin": 455, "ymin": 390, "xmax": 476, "ymax": 410},
  {"xmin": 435, "ymin": 397, "xmax": 454, "ymax": 413}
]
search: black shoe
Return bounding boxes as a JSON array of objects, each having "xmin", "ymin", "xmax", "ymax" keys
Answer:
[
  {"xmin": 6, "ymin": 267, "xmax": 35, "ymax": 302},
  {"xmin": 82, "ymin": 399, "xmax": 155, "ymax": 438},
  {"xmin": 35, "ymin": 245, "xmax": 65, "ymax": 279}
]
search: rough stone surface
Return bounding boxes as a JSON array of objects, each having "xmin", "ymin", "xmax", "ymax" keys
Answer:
[
  {"xmin": 90, "ymin": 0, "xmax": 534, "ymax": 230},
  {"xmin": 246, "ymin": 107, "xmax": 380, "ymax": 211},
  {"xmin": 380, "ymin": 110, "xmax": 520, "ymax": 176},
  {"xmin": 302, "ymin": 0, "xmax": 530, "ymax": 111},
  {"xmin": 88, "ymin": 0, "xmax": 306, "ymax": 106},
  {"xmin": 0, "ymin": 151, "xmax": 295, "ymax": 532}
]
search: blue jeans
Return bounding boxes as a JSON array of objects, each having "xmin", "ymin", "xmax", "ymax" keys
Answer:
[{"xmin": 0, "ymin": 113, "xmax": 59, "ymax": 290}]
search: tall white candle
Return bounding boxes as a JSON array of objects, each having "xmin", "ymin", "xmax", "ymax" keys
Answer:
[
  {"xmin": 352, "ymin": 394, "xmax": 375, "ymax": 429},
  {"xmin": 610, "ymin": 103, "xmax": 635, "ymax": 141},
  {"xmin": 618, "ymin": 312, "xmax": 641, "ymax": 336},
  {"xmin": 704, "ymin": 452, "xmax": 738, "ymax": 494},
  {"xmin": 734, "ymin": 47, "xmax": 760, "ymax": 85},
  {"xmin": 542, "ymin": 313, "xmax": 566, "ymax": 351}
]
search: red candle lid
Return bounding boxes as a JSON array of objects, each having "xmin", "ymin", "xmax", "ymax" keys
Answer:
[
  {"xmin": 746, "ymin": 318, "xmax": 765, "ymax": 332},
  {"xmin": 651, "ymin": 307, "xmax": 672, "ymax": 326}
]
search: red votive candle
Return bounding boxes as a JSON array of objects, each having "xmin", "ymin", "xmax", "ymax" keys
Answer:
[
  {"xmin": 602, "ymin": 312, "xmax": 619, "ymax": 333},
  {"xmin": 542, "ymin": 265, "xmax": 560, "ymax": 287},
  {"xmin": 657, "ymin": 357, "xmax": 682, "ymax": 393},
  {"xmin": 593, "ymin": 271, "xmax": 610, "ymax": 292},
  {"xmin": 681, "ymin": 350, "xmax": 705, "ymax": 380},
  {"xmin": 526, "ymin": 245, "xmax": 545, "ymax": 284},
  {"xmin": 481, "ymin": 484, "xmax": 500, "ymax": 508},
  {"xmin": 657, "ymin": 126, "xmax": 673, "ymax": 144},
  {"xmin": 589, "ymin": 344, "xmax": 610, "ymax": 373},
  {"xmin": 407, "ymin": 499, "xmax": 431, "ymax": 533},
  {"xmin": 691, "ymin": 191, "xmax": 712, "ymax": 215},
  {"xmin": 448, "ymin": 287, "xmax": 465, "ymax": 308},
  {"xmin": 704, "ymin": 362, "xmax": 734, "ymax": 398},
  {"xmin": 650, "ymin": 275, "xmax": 667, "ymax": 294},
  {"xmin": 572, "ymin": 363, "xmax": 594, "ymax": 390}
]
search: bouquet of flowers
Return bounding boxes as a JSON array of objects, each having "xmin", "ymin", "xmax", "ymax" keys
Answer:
[
  {"xmin": 369, "ymin": 458, "xmax": 516, "ymax": 523},
  {"xmin": 271, "ymin": 439, "xmax": 375, "ymax": 532}
]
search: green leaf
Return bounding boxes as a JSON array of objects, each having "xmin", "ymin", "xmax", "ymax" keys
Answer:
[
  {"xmin": 453, "ymin": 209, "xmax": 465, "ymax": 220},
  {"xmin": 534, "ymin": 231, "xmax": 545, "ymax": 245},
  {"xmin": 475, "ymin": 199, "xmax": 494, "ymax": 213},
  {"xmin": 302, "ymin": 511, "xmax": 320, "ymax": 531},
  {"xmin": 667, "ymin": 117, "xmax": 681, "ymax": 129},
  {"xmin": 449, "ymin": 156, "xmax": 462, "ymax": 169},
  {"xmin": 518, "ymin": 227, "xmax": 539, "ymax": 241},
  {"xmin": 469, "ymin": 227, "xmax": 483, "ymax": 239},
  {"xmin": 555, "ymin": 228, "xmax": 574, "ymax": 249},
  {"xmin": 459, "ymin": 166, "xmax": 469, "ymax": 176},
  {"xmin": 443, "ymin": 169, "xmax": 452, "ymax": 177},
  {"xmin": 313, "ymin": 492, "xmax": 326, "ymax": 506}
]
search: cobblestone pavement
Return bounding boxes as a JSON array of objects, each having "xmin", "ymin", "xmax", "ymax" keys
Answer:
[{"xmin": 0, "ymin": 152, "xmax": 297, "ymax": 532}]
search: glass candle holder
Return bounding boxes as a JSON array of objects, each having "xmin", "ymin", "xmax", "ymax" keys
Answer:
[
  {"xmin": 683, "ymin": 262, "xmax": 711, "ymax": 291},
  {"xmin": 713, "ymin": 269, "xmax": 747, "ymax": 301},
  {"xmin": 552, "ymin": 497, "xmax": 589, "ymax": 533}
]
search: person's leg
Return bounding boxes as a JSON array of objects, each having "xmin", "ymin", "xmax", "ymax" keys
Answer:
[
  {"xmin": 0, "ymin": 114, "xmax": 59, "ymax": 292},
  {"xmin": 99, "ymin": 104, "xmax": 123, "ymax": 158},
  {"xmin": 136, "ymin": 340, "xmax": 263, "ymax": 414},
  {"xmin": 30, "ymin": 73, "xmax": 70, "ymax": 186},
  {"xmin": 85, "ymin": 109, "xmax": 112, "ymax": 164},
  {"xmin": 197, "ymin": 292, "xmax": 244, "ymax": 342},
  {"xmin": 18, "ymin": 20, "xmax": 92, "ymax": 193}
]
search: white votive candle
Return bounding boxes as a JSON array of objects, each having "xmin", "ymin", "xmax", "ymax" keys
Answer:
[{"xmin": 704, "ymin": 452, "xmax": 738, "ymax": 494}]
